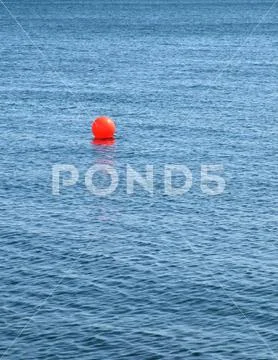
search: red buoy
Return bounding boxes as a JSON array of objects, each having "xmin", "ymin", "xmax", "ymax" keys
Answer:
[{"xmin": 92, "ymin": 116, "xmax": 116, "ymax": 139}]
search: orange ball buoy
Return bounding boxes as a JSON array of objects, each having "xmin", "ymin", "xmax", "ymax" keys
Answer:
[{"xmin": 92, "ymin": 116, "xmax": 116, "ymax": 139}]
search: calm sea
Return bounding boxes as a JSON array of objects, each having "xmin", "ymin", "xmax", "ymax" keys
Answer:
[{"xmin": 0, "ymin": 1, "xmax": 277, "ymax": 359}]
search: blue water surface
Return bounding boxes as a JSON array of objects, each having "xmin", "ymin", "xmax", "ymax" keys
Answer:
[{"xmin": 0, "ymin": 1, "xmax": 278, "ymax": 359}]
